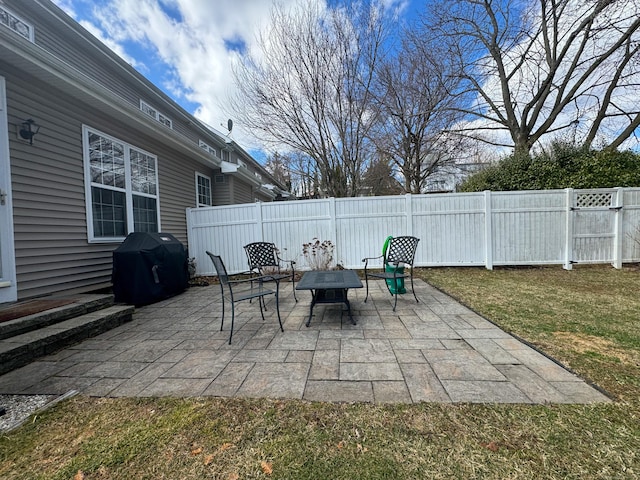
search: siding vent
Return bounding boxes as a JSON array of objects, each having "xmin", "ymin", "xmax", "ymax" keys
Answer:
[
  {"xmin": 0, "ymin": 5, "xmax": 34, "ymax": 41},
  {"xmin": 199, "ymin": 140, "xmax": 217, "ymax": 157},
  {"xmin": 140, "ymin": 100, "xmax": 173, "ymax": 129}
]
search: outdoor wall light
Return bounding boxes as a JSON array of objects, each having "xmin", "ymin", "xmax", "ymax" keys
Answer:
[{"xmin": 19, "ymin": 118, "xmax": 40, "ymax": 145}]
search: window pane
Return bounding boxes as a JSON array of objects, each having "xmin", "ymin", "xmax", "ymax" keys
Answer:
[
  {"xmin": 89, "ymin": 133, "xmax": 125, "ymax": 188},
  {"xmin": 133, "ymin": 195, "xmax": 158, "ymax": 232},
  {"xmin": 130, "ymin": 149, "xmax": 157, "ymax": 195},
  {"xmin": 197, "ymin": 175, "xmax": 212, "ymax": 206},
  {"xmin": 91, "ymin": 187, "xmax": 126, "ymax": 237}
]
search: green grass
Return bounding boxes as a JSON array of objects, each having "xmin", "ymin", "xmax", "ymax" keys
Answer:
[
  {"xmin": 419, "ymin": 265, "xmax": 640, "ymax": 402},
  {"xmin": 1, "ymin": 265, "xmax": 639, "ymax": 479}
]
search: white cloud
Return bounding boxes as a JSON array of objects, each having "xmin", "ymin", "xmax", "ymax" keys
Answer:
[
  {"xmin": 53, "ymin": 0, "xmax": 413, "ymax": 153},
  {"xmin": 76, "ymin": 0, "xmax": 314, "ymax": 149}
]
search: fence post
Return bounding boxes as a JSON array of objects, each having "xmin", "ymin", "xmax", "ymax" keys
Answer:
[
  {"xmin": 330, "ymin": 197, "xmax": 337, "ymax": 262},
  {"xmin": 255, "ymin": 201, "xmax": 264, "ymax": 241},
  {"xmin": 564, "ymin": 188, "xmax": 574, "ymax": 270},
  {"xmin": 484, "ymin": 190, "xmax": 493, "ymax": 270},
  {"xmin": 612, "ymin": 187, "xmax": 624, "ymax": 269},
  {"xmin": 406, "ymin": 193, "xmax": 413, "ymax": 236}
]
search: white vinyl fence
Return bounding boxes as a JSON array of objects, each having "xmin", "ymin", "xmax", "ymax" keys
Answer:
[{"xmin": 186, "ymin": 188, "xmax": 640, "ymax": 276}]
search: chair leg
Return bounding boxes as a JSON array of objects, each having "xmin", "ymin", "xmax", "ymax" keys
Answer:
[
  {"xmin": 410, "ymin": 273, "xmax": 419, "ymax": 304},
  {"xmin": 384, "ymin": 273, "xmax": 394, "ymax": 296},
  {"xmin": 258, "ymin": 294, "xmax": 266, "ymax": 322},
  {"xmin": 364, "ymin": 274, "xmax": 370, "ymax": 303},
  {"xmin": 392, "ymin": 290, "xmax": 398, "ymax": 311},
  {"xmin": 220, "ymin": 296, "xmax": 225, "ymax": 332},
  {"xmin": 275, "ymin": 285, "xmax": 283, "ymax": 332},
  {"xmin": 291, "ymin": 271, "xmax": 298, "ymax": 302},
  {"xmin": 228, "ymin": 302, "xmax": 235, "ymax": 345}
]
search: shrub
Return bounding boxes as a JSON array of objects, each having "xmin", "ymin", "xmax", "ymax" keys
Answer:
[
  {"xmin": 458, "ymin": 142, "xmax": 640, "ymax": 192},
  {"xmin": 302, "ymin": 238, "xmax": 334, "ymax": 270}
]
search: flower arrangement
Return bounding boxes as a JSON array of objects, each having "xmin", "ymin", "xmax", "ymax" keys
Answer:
[{"xmin": 302, "ymin": 238, "xmax": 334, "ymax": 270}]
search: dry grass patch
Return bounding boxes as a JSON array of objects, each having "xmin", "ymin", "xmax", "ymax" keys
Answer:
[{"xmin": 552, "ymin": 331, "xmax": 640, "ymax": 367}]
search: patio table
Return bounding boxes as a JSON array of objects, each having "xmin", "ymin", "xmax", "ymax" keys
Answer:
[{"xmin": 296, "ymin": 270, "xmax": 363, "ymax": 327}]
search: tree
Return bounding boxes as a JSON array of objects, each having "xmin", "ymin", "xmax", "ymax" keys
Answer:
[
  {"xmin": 230, "ymin": 0, "xmax": 389, "ymax": 197},
  {"xmin": 264, "ymin": 152, "xmax": 291, "ymax": 191},
  {"xmin": 360, "ymin": 156, "xmax": 404, "ymax": 196},
  {"xmin": 372, "ymin": 29, "xmax": 467, "ymax": 193},
  {"xmin": 424, "ymin": 0, "xmax": 640, "ymax": 154}
]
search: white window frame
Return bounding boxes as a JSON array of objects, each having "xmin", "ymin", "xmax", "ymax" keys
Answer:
[
  {"xmin": 195, "ymin": 172, "xmax": 212, "ymax": 207},
  {"xmin": 82, "ymin": 125, "xmax": 161, "ymax": 242},
  {"xmin": 140, "ymin": 100, "xmax": 173, "ymax": 129},
  {"xmin": 198, "ymin": 140, "xmax": 217, "ymax": 157},
  {"xmin": 0, "ymin": 5, "xmax": 34, "ymax": 42}
]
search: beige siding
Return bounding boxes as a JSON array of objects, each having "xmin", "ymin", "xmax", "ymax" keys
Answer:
[
  {"xmin": 2, "ymin": 65, "xmax": 210, "ymax": 299},
  {"xmin": 7, "ymin": 0, "xmax": 215, "ymax": 148},
  {"xmin": 1, "ymin": 0, "xmax": 286, "ymax": 300},
  {"xmin": 232, "ymin": 179, "xmax": 255, "ymax": 204},
  {"xmin": 212, "ymin": 174, "xmax": 231, "ymax": 206}
]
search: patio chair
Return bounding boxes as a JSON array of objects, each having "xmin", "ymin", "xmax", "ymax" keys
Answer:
[
  {"xmin": 206, "ymin": 251, "xmax": 283, "ymax": 345},
  {"xmin": 362, "ymin": 236, "xmax": 420, "ymax": 311},
  {"xmin": 244, "ymin": 242, "xmax": 298, "ymax": 303}
]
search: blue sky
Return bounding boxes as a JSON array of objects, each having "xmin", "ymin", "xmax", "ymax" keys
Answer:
[{"xmin": 52, "ymin": 0, "xmax": 423, "ymax": 157}]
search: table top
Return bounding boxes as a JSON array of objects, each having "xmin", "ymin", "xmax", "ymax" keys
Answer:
[{"xmin": 296, "ymin": 270, "xmax": 363, "ymax": 290}]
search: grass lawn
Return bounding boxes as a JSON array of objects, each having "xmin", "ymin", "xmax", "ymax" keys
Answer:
[{"xmin": 1, "ymin": 265, "xmax": 639, "ymax": 479}]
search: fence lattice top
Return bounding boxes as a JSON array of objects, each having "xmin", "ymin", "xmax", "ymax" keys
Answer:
[{"xmin": 576, "ymin": 192, "xmax": 612, "ymax": 208}]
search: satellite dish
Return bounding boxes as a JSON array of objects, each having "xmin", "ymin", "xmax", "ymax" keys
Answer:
[{"xmin": 227, "ymin": 119, "xmax": 233, "ymax": 133}]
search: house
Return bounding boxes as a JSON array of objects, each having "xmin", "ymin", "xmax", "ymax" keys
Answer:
[{"xmin": 0, "ymin": 0, "xmax": 290, "ymax": 303}]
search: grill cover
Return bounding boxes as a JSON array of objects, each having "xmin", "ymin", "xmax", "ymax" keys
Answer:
[{"xmin": 112, "ymin": 232, "xmax": 189, "ymax": 305}]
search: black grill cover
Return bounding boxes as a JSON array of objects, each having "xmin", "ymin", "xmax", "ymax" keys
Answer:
[{"xmin": 112, "ymin": 232, "xmax": 189, "ymax": 305}]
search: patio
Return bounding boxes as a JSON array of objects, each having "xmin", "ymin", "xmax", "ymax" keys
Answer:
[{"xmin": 0, "ymin": 279, "xmax": 610, "ymax": 404}]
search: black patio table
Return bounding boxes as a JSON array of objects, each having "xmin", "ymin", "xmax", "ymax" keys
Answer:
[{"xmin": 296, "ymin": 270, "xmax": 363, "ymax": 327}]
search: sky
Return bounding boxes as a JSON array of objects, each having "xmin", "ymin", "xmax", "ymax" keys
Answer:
[{"xmin": 51, "ymin": 0, "xmax": 422, "ymax": 161}]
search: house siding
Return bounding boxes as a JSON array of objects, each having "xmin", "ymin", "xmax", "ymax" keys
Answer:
[
  {"xmin": 3, "ymin": 63, "xmax": 214, "ymax": 299},
  {"xmin": 0, "ymin": 0, "xmax": 289, "ymax": 302},
  {"xmin": 7, "ymin": 0, "xmax": 219, "ymax": 149},
  {"xmin": 212, "ymin": 175, "xmax": 232, "ymax": 206}
]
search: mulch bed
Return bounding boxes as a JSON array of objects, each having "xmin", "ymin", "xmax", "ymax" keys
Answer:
[{"xmin": 0, "ymin": 299, "xmax": 76, "ymax": 324}]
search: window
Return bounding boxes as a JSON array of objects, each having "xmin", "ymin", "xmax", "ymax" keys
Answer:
[
  {"xmin": 140, "ymin": 100, "xmax": 172, "ymax": 129},
  {"xmin": 199, "ymin": 140, "xmax": 217, "ymax": 157},
  {"xmin": 196, "ymin": 172, "xmax": 212, "ymax": 207},
  {"xmin": 83, "ymin": 126, "xmax": 160, "ymax": 241},
  {"xmin": 0, "ymin": 6, "xmax": 34, "ymax": 41}
]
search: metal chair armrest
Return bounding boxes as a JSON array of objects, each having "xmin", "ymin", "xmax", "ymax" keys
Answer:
[
  {"xmin": 362, "ymin": 254, "xmax": 384, "ymax": 269},
  {"xmin": 228, "ymin": 274, "xmax": 277, "ymax": 285}
]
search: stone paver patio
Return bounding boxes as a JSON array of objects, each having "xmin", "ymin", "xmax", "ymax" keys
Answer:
[{"xmin": 0, "ymin": 279, "xmax": 610, "ymax": 404}]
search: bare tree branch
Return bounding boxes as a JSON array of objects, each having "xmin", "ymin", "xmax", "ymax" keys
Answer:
[
  {"xmin": 425, "ymin": 0, "xmax": 640, "ymax": 153},
  {"xmin": 230, "ymin": 0, "xmax": 389, "ymax": 197}
]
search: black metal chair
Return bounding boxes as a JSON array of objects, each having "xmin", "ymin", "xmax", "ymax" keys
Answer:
[
  {"xmin": 362, "ymin": 236, "xmax": 420, "ymax": 311},
  {"xmin": 244, "ymin": 242, "xmax": 298, "ymax": 302},
  {"xmin": 206, "ymin": 251, "xmax": 283, "ymax": 344}
]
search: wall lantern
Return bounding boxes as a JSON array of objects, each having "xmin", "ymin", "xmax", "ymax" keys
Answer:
[{"xmin": 19, "ymin": 118, "xmax": 40, "ymax": 145}]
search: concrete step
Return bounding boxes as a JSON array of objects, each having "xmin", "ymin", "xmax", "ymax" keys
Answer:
[
  {"xmin": 0, "ymin": 294, "xmax": 115, "ymax": 340},
  {"xmin": 0, "ymin": 304, "xmax": 134, "ymax": 376}
]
